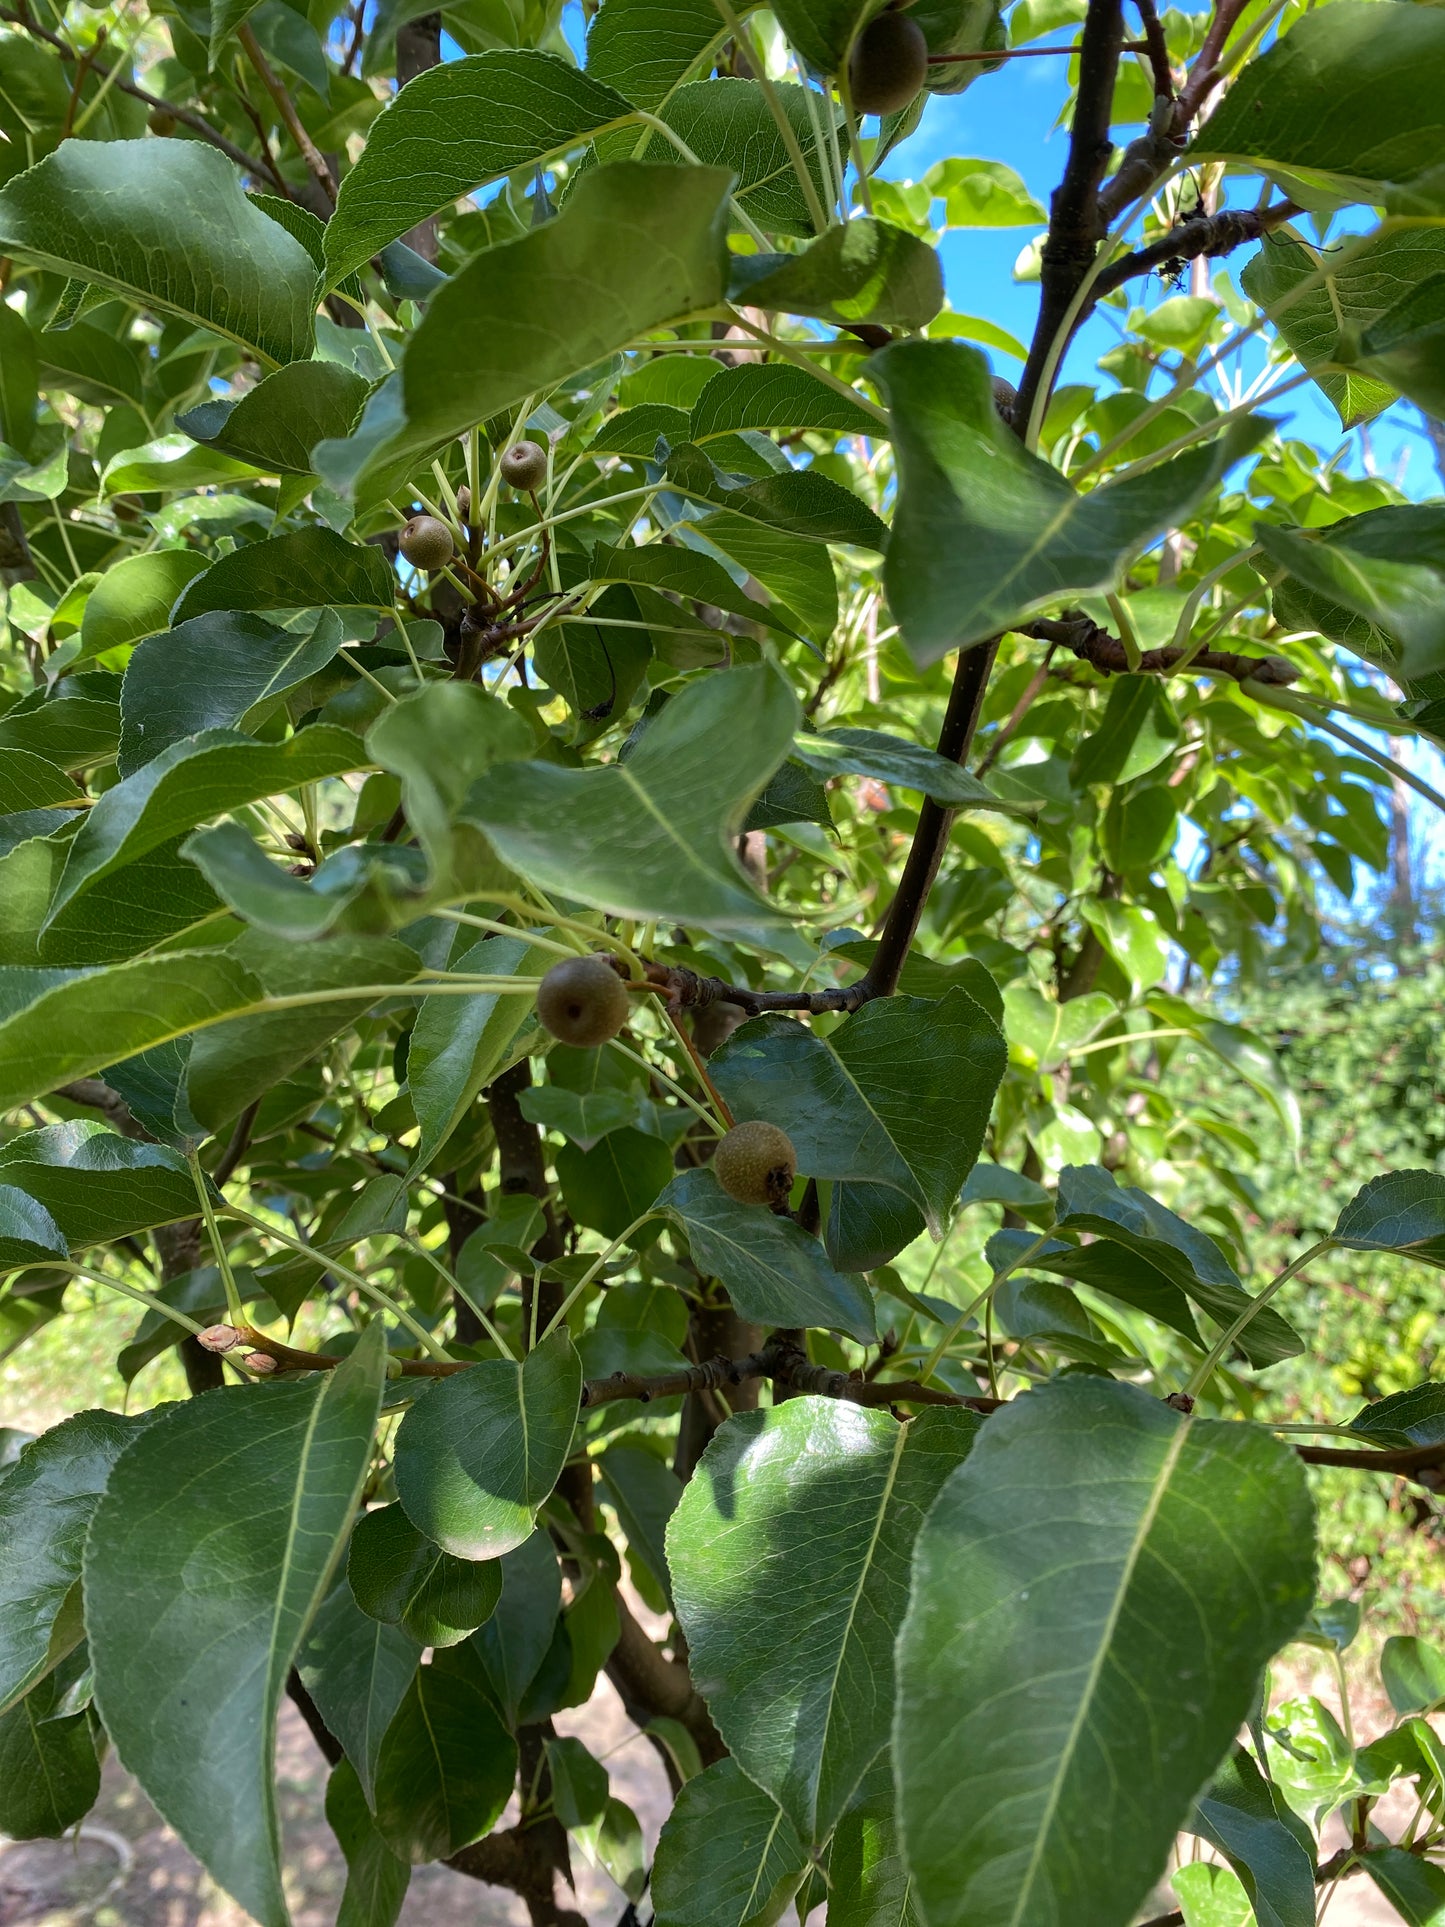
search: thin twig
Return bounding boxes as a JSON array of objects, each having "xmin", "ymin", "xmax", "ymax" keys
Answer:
[
  {"xmin": 1092, "ymin": 199, "xmax": 1301, "ymax": 300},
  {"xmin": 238, "ymin": 20, "xmax": 336, "ymax": 203},
  {"xmin": 1022, "ymin": 612, "xmax": 1301, "ymax": 686}
]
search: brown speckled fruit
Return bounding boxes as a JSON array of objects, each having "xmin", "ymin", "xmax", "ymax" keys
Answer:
[
  {"xmin": 500, "ymin": 440, "xmax": 548, "ymax": 491},
  {"xmin": 848, "ymin": 9, "xmax": 929, "ymax": 117},
  {"xmin": 455, "ymin": 484, "xmax": 473, "ymax": 524},
  {"xmin": 536, "ymin": 955, "xmax": 630, "ymax": 1047},
  {"xmin": 713, "ymin": 1120, "xmax": 798, "ymax": 1208},
  {"xmin": 399, "ymin": 514, "xmax": 454, "ymax": 569},
  {"xmin": 991, "ymin": 376, "xmax": 1018, "ymax": 425}
]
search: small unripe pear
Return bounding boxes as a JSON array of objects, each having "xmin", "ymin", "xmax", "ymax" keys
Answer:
[
  {"xmin": 536, "ymin": 955, "xmax": 630, "ymax": 1047},
  {"xmin": 992, "ymin": 376, "xmax": 1018, "ymax": 425},
  {"xmin": 848, "ymin": 10, "xmax": 929, "ymax": 117},
  {"xmin": 400, "ymin": 514, "xmax": 454, "ymax": 569},
  {"xmin": 713, "ymin": 1120, "xmax": 798, "ymax": 1208},
  {"xmin": 500, "ymin": 440, "xmax": 548, "ymax": 492},
  {"xmin": 455, "ymin": 484, "xmax": 473, "ymax": 524}
]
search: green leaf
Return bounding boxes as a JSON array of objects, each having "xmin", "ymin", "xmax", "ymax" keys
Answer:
[
  {"xmin": 557, "ymin": 1127, "xmax": 676, "ymax": 1238},
  {"xmin": 326, "ymin": 1759, "xmax": 410, "ymax": 1927},
  {"xmin": 0, "ymin": 1410, "xmax": 147, "ymax": 1716},
  {"xmin": 178, "ymin": 362, "xmax": 371, "ymax": 475},
  {"xmin": 0, "ymin": 749, "xmax": 83, "ymax": 815},
  {"xmin": 670, "ymin": 1401, "xmax": 978, "ymax": 1843},
  {"xmin": 1334, "ymin": 1169, "xmax": 1445, "ymax": 1264},
  {"xmin": 895, "ymin": 1379, "xmax": 1316, "ymax": 1927},
  {"xmin": 1350, "ymin": 1383, "xmax": 1445, "ymax": 1450},
  {"xmin": 0, "ymin": 671, "xmax": 121, "ymax": 766},
  {"xmin": 588, "ymin": 539, "xmax": 806, "ymax": 640},
  {"xmin": 1381, "ymin": 1636, "xmax": 1445, "ymax": 1715},
  {"xmin": 1102, "ymin": 780, "xmax": 1176, "ymax": 873},
  {"xmin": 1071, "ymin": 674, "xmax": 1179, "ymax": 785},
  {"xmin": 0, "ymin": 950, "xmax": 264, "ymax": 1115},
  {"xmin": 712, "ymin": 991, "xmax": 1006, "ymax": 1235},
  {"xmin": 85, "ymin": 1325, "xmax": 387, "ymax": 1927},
  {"xmin": 934, "ymin": 157, "xmax": 1045, "ymax": 227},
  {"xmin": 1191, "ymin": 1746, "xmax": 1317, "ymax": 1927},
  {"xmin": 872, "ymin": 339, "xmax": 1266, "ymax": 661},
  {"xmin": 657, "ymin": 1168, "xmax": 876, "ymax": 1341},
  {"xmin": 77, "ymin": 549, "xmax": 210, "ymax": 665},
  {"xmin": 100, "ymin": 435, "xmax": 264, "ymax": 496},
  {"xmin": 346, "ymin": 162, "xmax": 731, "ymax": 501},
  {"xmin": 1171, "ymin": 1863, "xmax": 1253, "ymax": 1927},
  {"xmin": 0, "ymin": 141, "xmax": 317, "ymax": 368},
  {"xmin": 349, "ymin": 1502, "xmax": 502, "ymax": 1648},
  {"xmin": 827, "ymin": 1759, "xmax": 922, "ymax": 1927},
  {"xmin": 1358, "ymin": 276, "xmax": 1445, "ymax": 422},
  {"xmin": 690, "ymin": 363, "xmax": 883, "ymax": 442},
  {"xmin": 688, "ymin": 512, "xmax": 840, "ymax": 647},
  {"xmin": 1192, "ymin": 2, "xmax": 1445, "ymax": 201},
  {"xmin": 1239, "ymin": 229, "xmax": 1427, "ymax": 428},
  {"xmin": 394, "ymin": 1329, "xmax": 582, "ymax": 1559},
  {"xmin": 652, "ymin": 1759, "xmax": 809, "ymax": 1927},
  {"xmin": 0, "ymin": 1121, "xmax": 197, "ymax": 1246},
  {"xmin": 46, "ymin": 725, "xmax": 364, "ymax": 927},
  {"xmin": 408, "ymin": 934, "xmax": 545, "ymax": 1170},
  {"xmin": 597, "ymin": 1443, "xmax": 682, "ymax": 1606},
  {"xmin": 0, "ymin": 1662, "xmax": 100, "ymax": 1840},
  {"xmin": 1364, "ymin": 1849, "xmax": 1445, "ymax": 1926},
  {"xmin": 769, "ymin": 0, "xmax": 870, "ymax": 74},
  {"xmin": 119, "ymin": 609, "xmax": 343, "ymax": 777},
  {"xmin": 1145, "ymin": 993, "xmax": 1302, "ymax": 1151},
  {"xmin": 372, "ymin": 1643, "xmax": 518, "ymax": 1862},
  {"xmin": 463, "ymin": 664, "xmax": 799, "ymax": 934},
  {"xmin": 793, "ymin": 727, "xmax": 1025, "ymax": 810},
  {"xmin": 1267, "ymin": 504, "xmax": 1445, "ymax": 675},
  {"xmin": 296, "ymin": 1581, "xmax": 420, "ymax": 1806},
  {"xmin": 738, "ymin": 220, "xmax": 943, "ymax": 331},
  {"xmin": 1257, "ymin": 521, "xmax": 1445, "ymax": 682},
  {"xmin": 185, "ymin": 932, "xmax": 422, "ymax": 1129},
  {"xmin": 667, "ymin": 443, "xmax": 888, "ymax": 550},
  {"xmin": 172, "ymin": 528, "xmax": 396, "ymax": 623},
  {"xmin": 1050, "ymin": 1164, "xmax": 1302, "ymax": 1367},
  {"xmin": 471, "ymin": 1529, "xmax": 563, "ymax": 1725},
  {"xmin": 0, "ymin": 1182, "xmax": 67, "ymax": 1267},
  {"xmin": 322, "ymin": 52, "xmax": 637, "ymax": 286},
  {"xmin": 637, "ymin": 80, "xmax": 833, "ymax": 238},
  {"xmin": 585, "ymin": 0, "xmax": 744, "ymax": 111},
  {"xmin": 0, "ymin": 301, "xmax": 38, "ymax": 459}
]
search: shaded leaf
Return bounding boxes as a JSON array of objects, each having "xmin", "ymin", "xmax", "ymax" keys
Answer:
[
  {"xmin": 652, "ymin": 1759, "xmax": 808, "ymax": 1927},
  {"xmin": 296, "ymin": 1581, "xmax": 420, "ymax": 1807},
  {"xmin": 178, "ymin": 361, "xmax": 371, "ymax": 475},
  {"xmin": 471, "ymin": 1530, "xmax": 563, "ymax": 1726},
  {"xmin": 172, "ymin": 529, "xmax": 395, "ymax": 622},
  {"xmin": 739, "ymin": 219, "xmax": 944, "ymax": 332},
  {"xmin": 407, "ymin": 933, "xmax": 545, "ymax": 1170},
  {"xmin": 326, "ymin": 1758, "xmax": 410, "ymax": 1927},
  {"xmin": 0, "ymin": 1121, "xmax": 197, "ymax": 1247},
  {"xmin": 372, "ymin": 1643, "xmax": 518, "ymax": 1862},
  {"xmin": 1334, "ymin": 1169, "xmax": 1445, "ymax": 1264},
  {"xmin": 0, "ymin": 1661, "xmax": 100, "ymax": 1840}
]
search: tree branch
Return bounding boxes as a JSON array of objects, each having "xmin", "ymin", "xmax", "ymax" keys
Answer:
[
  {"xmin": 237, "ymin": 21, "xmax": 336, "ymax": 203},
  {"xmin": 1092, "ymin": 200, "xmax": 1301, "ymax": 301},
  {"xmin": 580, "ymin": 1339, "xmax": 1004, "ymax": 1414},
  {"xmin": 1021, "ymin": 612, "xmax": 1301, "ymax": 686},
  {"xmin": 1015, "ymin": 0, "xmax": 1126, "ymax": 432}
]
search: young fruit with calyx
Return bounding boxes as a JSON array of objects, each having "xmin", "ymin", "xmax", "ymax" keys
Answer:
[
  {"xmin": 536, "ymin": 954, "xmax": 631, "ymax": 1047},
  {"xmin": 500, "ymin": 440, "xmax": 549, "ymax": 492},
  {"xmin": 713, "ymin": 1119, "xmax": 799, "ymax": 1208},
  {"xmin": 848, "ymin": 7, "xmax": 929, "ymax": 115},
  {"xmin": 399, "ymin": 514, "xmax": 455, "ymax": 569}
]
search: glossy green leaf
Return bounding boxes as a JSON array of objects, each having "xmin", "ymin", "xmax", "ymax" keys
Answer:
[
  {"xmin": 372, "ymin": 1643, "xmax": 518, "ymax": 1862},
  {"xmin": 296, "ymin": 1581, "xmax": 420, "ymax": 1807},
  {"xmin": 597, "ymin": 1443, "xmax": 682, "ymax": 1606},
  {"xmin": 688, "ymin": 511, "xmax": 840, "ymax": 647},
  {"xmin": 0, "ymin": 749, "xmax": 83, "ymax": 816},
  {"xmin": 77, "ymin": 549, "xmax": 209, "ymax": 664},
  {"xmin": 670, "ymin": 1401, "xmax": 978, "ymax": 1843},
  {"xmin": 1193, "ymin": 2, "xmax": 1445, "ymax": 200},
  {"xmin": 793, "ymin": 727, "xmax": 1025, "ymax": 809},
  {"xmin": 690, "ymin": 363, "xmax": 883, "ymax": 442},
  {"xmin": 85, "ymin": 1325, "xmax": 387, "ymax": 1927},
  {"xmin": 585, "ymin": 0, "xmax": 746, "ymax": 110},
  {"xmin": 346, "ymin": 162, "xmax": 731, "ymax": 500},
  {"xmin": 185, "ymin": 932, "xmax": 422, "ymax": 1129},
  {"xmin": 1358, "ymin": 277, "xmax": 1445, "ymax": 421},
  {"xmin": 1258, "ymin": 521, "xmax": 1445, "ymax": 682},
  {"xmin": 172, "ymin": 529, "xmax": 396, "ymax": 622},
  {"xmin": 0, "ymin": 1183, "xmax": 67, "ymax": 1268},
  {"xmin": 1267, "ymin": 504, "xmax": 1445, "ymax": 674},
  {"xmin": 0, "ymin": 1121, "xmax": 197, "ymax": 1247},
  {"xmin": 1072, "ymin": 674, "xmax": 1179, "ymax": 785},
  {"xmin": 657, "ymin": 1168, "xmax": 876, "ymax": 1341},
  {"xmin": 1334, "ymin": 1169, "xmax": 1445, "ymax": 1263},
  {"xmin": 667, "ymin": 443, "xmax": 889, "ymax": 550},
  {"xmin": 1239, "ymin": 229, "xmax": 1431, "ymax": 428},
  {"xmin": 100, "ymin": 436, "xmax": 264, "ymax": 497},
  {"xmin": 769, "ymin": 0, "xmax": 870, "ymax": 75},
  {"xmin": 394, "ymin": 1329, "xmax": 582, "ymax": 1559},
  {"xmin": 0, "ymin": 1661, "xmax": 100, "ymax": 1840},
  {"xmin": 828, "ymin": 1763, "xmax": 921, "ymax": 1927},
  {"xmin": 0, "ymin": 1409, "xmax": 147, "ymax": 1716},
  {"xmin": 0, "ymin": 301, "xmax": 38, "ymax": 459},
  {"xmin": 0, "ymin": 950, "xmax": 265, "ymax": 1114},
  {"xmin": 1050, "ymin": 1164, "xmax": 1303, "ymax": 1367},
  {"xmin": 408, "ymin": 934, "xmax": 545, "ymax": 1169},
  {"xmin": 0, "ymin": 141, "xmax": 317, "ymax": 367},
  {"xmin": 349, "ymin": 1503, "xmax": 501, "ymax": 1648},
  {"xmin": 712, "ymin": 991, "xmax": 1006, "ymax": 1235},
  {"xmin": 178, "ymin": 361, "xmax": 371, "ymax": 475},
  {"xmin": 119, "ymin": 609, "xmax": 343, "ymax": 777},
  {"xmin": 0, "ymin": 672, "xmax": 121, "ymax": 767},
  {"xmin": 1364, "ymin": 1848, "xmax": 1445, "ymax": 1925},
  {"xmin": 1190, "ymin": 1745, "xmax": 1317, "ymax": 1927},
  {"xmin": 472, "ymin": 1529, "xmax": 563, "ymax": 1725},
  {"xmin": 588, "ymin": 539, "xmax": 805, "ymax": 640},
  {"xmin": 464, "ymin": 664, "xmax": 798, "ymax": 934},
  {"xmin": 740, "ymin": 220, "xmax": 944, "ymax": 332},
  {"xmin": 873, "ymin": 339, "xmax": 1266, "ymax": 660},
  {"xmin": 638, "ymin": 80, "xmax": 833, "ymax": 237},
  {"xmin": 895, "ymin": 1379, "xmax": 1316, "ymax": 1927},
  {"xmin": 326, "ymin": 1759, "xmax": 410, "ymax": 1927},
  {"xmin": 652, "ymin": 1759, "xmax": 808, "ymax": 1927},
  {"xmin": 47, "ymin": 725, "xmax": 364, "ymax": 926},
  {"xmin": 557, "ymin": 1127, "xmax": 675, "ymax": 1238},
  {"xmin": 1381, "ymin": 1636, "xmax": 1445, "ymax": 1715},
  {"xmin": 323, "ymin": 52, "xmax": 636, "ymax": 285},
  {"xmin": 1349, "ymin": 1383, "xmax": 1445, "ymax": 1450}
]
